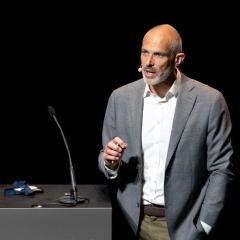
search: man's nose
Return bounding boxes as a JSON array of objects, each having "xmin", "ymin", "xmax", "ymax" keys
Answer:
[{"xmin": 145, "ymin": 55, "xmax": 154, "ymax": 66}]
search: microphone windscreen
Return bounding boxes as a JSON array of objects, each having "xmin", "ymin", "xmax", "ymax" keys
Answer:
[{"xmin": 48, "ymin": 105, "xmax": 56, "ymax": 117}]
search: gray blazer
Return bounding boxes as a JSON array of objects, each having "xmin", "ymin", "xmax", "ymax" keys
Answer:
[{"xmin": 98, "ymin": 73, "xmax": 234, "ymax": 240}]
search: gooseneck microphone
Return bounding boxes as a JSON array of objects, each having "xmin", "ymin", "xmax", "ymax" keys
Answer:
[{"xmin": 48, "ymin": 106, "xmax": 86, "ymax": 206}]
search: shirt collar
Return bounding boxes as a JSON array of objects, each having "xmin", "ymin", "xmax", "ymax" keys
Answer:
[{"xmin": 143, "ymin": 68, "xmax": 181, "ymax": 99}]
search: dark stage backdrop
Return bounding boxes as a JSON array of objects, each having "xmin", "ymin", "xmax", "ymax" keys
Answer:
[{"xmin": 2, "ymin": 4, "xmax": 239, "ymax": 186}]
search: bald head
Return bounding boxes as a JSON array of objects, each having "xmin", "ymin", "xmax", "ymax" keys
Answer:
[{"xmin": 143, "ymin": 24, "xmax": 183, "ymax": 56}]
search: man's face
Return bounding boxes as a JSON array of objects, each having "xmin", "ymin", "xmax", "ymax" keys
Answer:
[{"xmin": 141, "ymin": 34, "xmax": 175, "ymax": 86}]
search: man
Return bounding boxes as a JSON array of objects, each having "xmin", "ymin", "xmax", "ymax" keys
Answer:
[{"xmin": 98, "ymin": 24, "xmax": 234, "ymax": 240}]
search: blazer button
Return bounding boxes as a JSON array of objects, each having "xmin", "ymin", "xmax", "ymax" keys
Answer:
[{"xmin": 136, "ymin": 202, "xmax": 140, "ymax": 208}]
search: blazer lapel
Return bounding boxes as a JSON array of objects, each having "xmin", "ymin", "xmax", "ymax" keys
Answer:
[
  {"xmin": 130, "ymin": 80, "xmax": 145, "ymax": 156},
  {"xmin": 165, "ymin": 75, "xmax": 197, "ymax": 169}
]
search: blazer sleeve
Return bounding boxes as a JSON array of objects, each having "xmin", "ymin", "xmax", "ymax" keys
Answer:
[
  {"xmin": 199, "ymin": 91, "xmax": 234, "ymax": 227},
  {"xmin": 98, "ymin": 92, "xmax": 117, "ymax": 178}
]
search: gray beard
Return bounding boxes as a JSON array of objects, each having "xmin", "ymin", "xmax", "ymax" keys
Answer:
[{"xmin": 143, "ymin": 66, "xmax": 172, "ymax": 86}]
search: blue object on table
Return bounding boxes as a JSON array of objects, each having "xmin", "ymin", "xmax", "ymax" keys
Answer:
[{"xmin": 4, "ymin": 180, "xmax": 34, "ymax": 196}]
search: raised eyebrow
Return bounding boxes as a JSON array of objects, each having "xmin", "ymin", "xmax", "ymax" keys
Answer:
[
  {"xmin": 141, "ymin": 48, "xmax": 148, "ymax": 53},
  {"xmin": 141, "ymin": 49, "xmax": 168, "ymax": 56},
  {"xmin": 154, "ymin": 51, "xmax": 168, "ymax": 56}
]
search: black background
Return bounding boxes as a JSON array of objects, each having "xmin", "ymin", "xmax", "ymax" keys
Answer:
[
  {"xmin": 1, "ymin": 3, "xmax": 239, "ymax": 181},
  {"xmin": 1, "ymin": 2, "xmax": 239, "ymax": 238},
  {"xmin": 2, "ymin": 2, "xmax": 239, "ymax": 184}
]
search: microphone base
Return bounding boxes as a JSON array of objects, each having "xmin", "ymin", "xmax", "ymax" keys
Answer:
[{"xmin": 58, "ymin": 195, "xmax": 86, "ymax": 206}]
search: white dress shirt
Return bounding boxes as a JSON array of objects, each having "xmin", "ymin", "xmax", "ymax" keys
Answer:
[{"xmin": 142, "ymin": 77, "xmax": 179, "ymax": 206}]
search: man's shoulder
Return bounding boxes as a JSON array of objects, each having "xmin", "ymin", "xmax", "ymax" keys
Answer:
[
  {"xmin": 181, "ymin": 73, "xmax": 223, "ymax": 97},
  {"xmin": 112, "ymin": 78, "xmax": 145, "ymax": 95}
]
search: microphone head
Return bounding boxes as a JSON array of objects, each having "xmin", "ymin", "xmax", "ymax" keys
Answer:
[
  {"xmin": 138, "ymin": 67, "xmax": 142, "ymax": 72},
  {"xmin": 48, "ymin": 105, "xmax": 56, "ymax": 117}
]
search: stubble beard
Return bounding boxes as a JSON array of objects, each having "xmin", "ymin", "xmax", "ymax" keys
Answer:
[{"xmin": 143, "ymin": 66, "xmax": 173, "ymax": 86}]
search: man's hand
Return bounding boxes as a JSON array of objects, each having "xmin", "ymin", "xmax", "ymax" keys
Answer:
[{"xmin": 103, "ymin": 137, "xmax": 127, "ymax": 169}]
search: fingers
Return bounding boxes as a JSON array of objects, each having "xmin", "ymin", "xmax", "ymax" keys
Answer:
[
  {"xmin": 113, "ymin": 137, "xmax": 128, "ymax": 149},
  {"xmin": 104, "ymin": 148, "xmax": 121, "ymax": 160},
  {"xmin": 103, "ymin": 137, "xmax": 127, "ymax": 162}
]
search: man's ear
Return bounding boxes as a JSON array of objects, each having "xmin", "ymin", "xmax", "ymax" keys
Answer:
[{"xmin": 175, "ymin": 52, "xmax": 185, "ymax": 67}]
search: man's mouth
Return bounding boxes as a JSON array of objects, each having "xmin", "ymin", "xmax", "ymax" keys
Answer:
[{"xmin": 144, "ymin": 69, "xmax": 157, "ymax": 78}]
